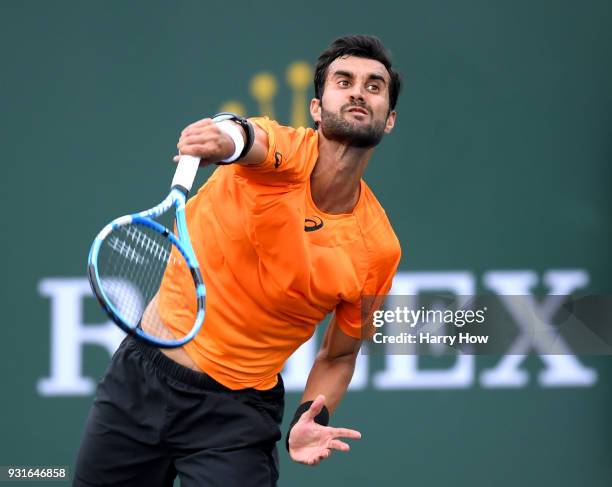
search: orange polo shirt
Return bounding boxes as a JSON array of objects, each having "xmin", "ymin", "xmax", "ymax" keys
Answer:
[{"xmin": 158, "ymin": 117, "xmax": 401, "ymax": 390}]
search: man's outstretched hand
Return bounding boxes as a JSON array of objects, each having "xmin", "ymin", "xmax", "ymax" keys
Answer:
[{"xmin": 288, "ymin": 394, "xmax": 362, "ymax": 466}]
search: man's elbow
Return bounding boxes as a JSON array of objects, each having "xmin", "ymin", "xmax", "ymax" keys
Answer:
[{"xmin": 315, "ymin": 347, "xmax": 359, "ymax": 365}]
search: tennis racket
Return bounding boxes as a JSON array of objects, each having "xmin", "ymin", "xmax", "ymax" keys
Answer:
[{"xmin": 87, "ymin": 152, "xmax": 205, "ymax": 348}]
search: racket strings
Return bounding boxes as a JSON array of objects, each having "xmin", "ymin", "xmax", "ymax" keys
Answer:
[{"xmin": 97, "ymin": 223, "xmax": 196, "ymax": 341}]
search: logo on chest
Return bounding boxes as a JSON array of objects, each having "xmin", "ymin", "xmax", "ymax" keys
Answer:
[
  {"xmin": 274, "ymin": 151, "xmax": 283, "ymax": 169},
  {"xmin": 304, "ymin": 216, "xmax": 324, "ymax": 232}
]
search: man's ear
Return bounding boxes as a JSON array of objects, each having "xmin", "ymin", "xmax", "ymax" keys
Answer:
[
  {"xmin": 384, "ymin": 110, "xmax": 396, "ymax": 134},
  {"xmin": 310, "ymin": 98, "xmax": 322, "ymax": 126}
]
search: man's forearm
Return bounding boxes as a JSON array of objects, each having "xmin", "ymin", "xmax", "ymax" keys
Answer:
[{"xmin": 301, "ymin": 352, "xmax": 357, "ymax": 414}]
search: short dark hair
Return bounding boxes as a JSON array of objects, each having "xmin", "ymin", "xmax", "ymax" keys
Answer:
[{"xmin": 314, "ymin": 35, "xmax": 402, "ymax": 111}]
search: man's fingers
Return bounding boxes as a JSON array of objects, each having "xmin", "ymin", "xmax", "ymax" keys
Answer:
[
  {"xmin": 307, "ymin": 449, "xmax": 331, "ymax": 466},
  {"xmin": 330, "ymin": 427, "xmax": 362, "ymax": 440},
  {"xmin": 328, "ymin": 439, "xmax": 350, "ymax": 452},
  {"xmin": 177, "ymin": 144, "xmax": 210, "ymax": 157},
  {"xmin": 180, "ymin": 132, "xmax": 216, "ymax": 147},
  {"xmin": 303, "ymin": 394, "xmax": 326, "ymax": 421},
  {"xmin": 182, "ymin": 118, "xmax": 214, "ymax": 135}
]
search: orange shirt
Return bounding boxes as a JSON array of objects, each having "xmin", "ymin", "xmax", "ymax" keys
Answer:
[{"xmin": 159, "ymin": 117, "xmax": 401, "ymax": 390}]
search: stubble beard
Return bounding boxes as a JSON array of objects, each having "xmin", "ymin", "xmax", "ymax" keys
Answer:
[{"xmin": 319, "ymin": 104, "xmax": 387, "ymax": 148}]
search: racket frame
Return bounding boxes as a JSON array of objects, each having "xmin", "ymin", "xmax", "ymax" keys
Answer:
[{"xmin": 87, "ymin": 185, "xmax": 205, "ymax": 348}]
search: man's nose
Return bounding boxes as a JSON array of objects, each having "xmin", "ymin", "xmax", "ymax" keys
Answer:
[
  {"xmin": 347, "ymin": 82, "xmax": 367, "ymax": 102},
  {"xmin": 349, "ymin": 90, "xmax": 366, "ymax": 104}
]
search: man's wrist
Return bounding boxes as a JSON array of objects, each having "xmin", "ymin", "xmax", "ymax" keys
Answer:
[
  {"xmin": 215, "ymin": 120, "xmax": 245, "ymax": 162},
  {"xmin": 212, "ymin": 112, "xmax": 254, "ymax": 164}
]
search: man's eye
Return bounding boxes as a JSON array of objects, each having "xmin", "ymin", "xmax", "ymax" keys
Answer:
[
  {"xmin": 338, "ymin": 80, "xmax": 349, "ymax": 87},
  {"xmin": 368, "ymin": 84, "xmax": 380, "ymax": 92}
]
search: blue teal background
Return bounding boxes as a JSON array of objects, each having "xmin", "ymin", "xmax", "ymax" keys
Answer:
[{"xmin": 1, "ymin": 1, "xmax": 611, "ymax": 485}]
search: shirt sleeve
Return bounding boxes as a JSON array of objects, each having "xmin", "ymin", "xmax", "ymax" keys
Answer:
[
  {"xmin": 335, "ymin": 239, "xmax": 401, "ymax": 340},
  {"xmin": 233, "ymin": 117, "xmax": 317, "ymax": 186}
]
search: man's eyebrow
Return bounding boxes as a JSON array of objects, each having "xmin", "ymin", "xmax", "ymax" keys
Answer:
[
  {"xmin": 332, "ymin": 70, "xmax": 388, "ymax": 84},
  {"xmin": 332, "ymin": 69, "xmax": 355, "ymax": 79},
  {"xmin": 368, "ymin": 73, "xmax": 387, "ymax": 84}
]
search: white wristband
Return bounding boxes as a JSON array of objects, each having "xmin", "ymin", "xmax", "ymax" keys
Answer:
[{"xmin": 216, "ymin": 120, "xmax": 245, "ymax": 162}]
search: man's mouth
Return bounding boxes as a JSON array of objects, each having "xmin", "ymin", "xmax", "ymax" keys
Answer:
[{"xmin": 346, "ymin": 107, "xmax": 369, "ymax": 116}]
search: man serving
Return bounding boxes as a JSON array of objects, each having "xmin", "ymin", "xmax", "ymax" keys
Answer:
[{"xmin": 75, "ymin": 34, "xmax": 402, "ymax": 486}]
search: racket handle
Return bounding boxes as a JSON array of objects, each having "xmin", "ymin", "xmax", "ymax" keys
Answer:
[{"xmin": 171, "ymin": 155, "xmax": 201, "ymax": 194}]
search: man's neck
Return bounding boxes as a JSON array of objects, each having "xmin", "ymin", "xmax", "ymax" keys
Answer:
[{"xmin": 310, "ymin": 134, "xmax": 373, "ymax": 215}]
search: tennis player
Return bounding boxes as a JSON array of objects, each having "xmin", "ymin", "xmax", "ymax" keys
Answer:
[{"xmin": 74, "ymin": 34, "xmax": 402, "ymax": 486}]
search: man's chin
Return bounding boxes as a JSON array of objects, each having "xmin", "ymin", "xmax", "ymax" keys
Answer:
[{"xmin": 320, "ymin": 108, "xmax": 385, "ymax": 148}]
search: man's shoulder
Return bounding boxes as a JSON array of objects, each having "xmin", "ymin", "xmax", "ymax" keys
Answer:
[
  {"xmin": 250, "ymin": 117, "xmax": 317, "ymax": 143},
  {"xmin": 359, "ymin": 182, "xmax": 397, "ymax": 227},
  {"xmin": 355, "ymin": 183, "xmax": 401, "ymax": 260},
  {"xmin": 234, "ymin": 118, "xmax": 319, "ymax": 185}
]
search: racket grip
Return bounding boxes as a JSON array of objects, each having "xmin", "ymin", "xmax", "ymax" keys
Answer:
[{"xmin": 171, "ymin": 155, "xmax": 201, "ymax": 193}]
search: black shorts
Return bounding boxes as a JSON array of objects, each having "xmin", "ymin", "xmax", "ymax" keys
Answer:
[{"xmin": 73, "ymin": 336, "xmax": 285, "ymax": 487}]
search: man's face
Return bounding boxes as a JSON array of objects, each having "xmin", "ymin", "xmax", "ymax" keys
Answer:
[{"xmin": 311, "ymin": 55, "xmax": 396, "ymax": 148}]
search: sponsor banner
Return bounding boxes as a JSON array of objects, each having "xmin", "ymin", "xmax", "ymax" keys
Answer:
[{"xmin": 37, "ymin": 270, "xmax": 598, "ymax": 396}]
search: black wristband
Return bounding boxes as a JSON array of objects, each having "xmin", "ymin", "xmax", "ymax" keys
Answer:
[
  {"xmin": 212, "ymin": 112, "xmax": 255, "ymax": 164},
  {"xmin": 285, "ymin": 401, "xmax": 330, "ymax": 452}
]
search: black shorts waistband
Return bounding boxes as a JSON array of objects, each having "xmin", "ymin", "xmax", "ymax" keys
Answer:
[{"xmin": 124, "ymin": 336, "xmax": 283, "ymax": 398}]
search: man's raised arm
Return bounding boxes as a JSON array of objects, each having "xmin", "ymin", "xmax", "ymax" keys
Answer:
[{"xmin": 174, "ymin": 115, "xmax": 269, "ymax": 166}]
